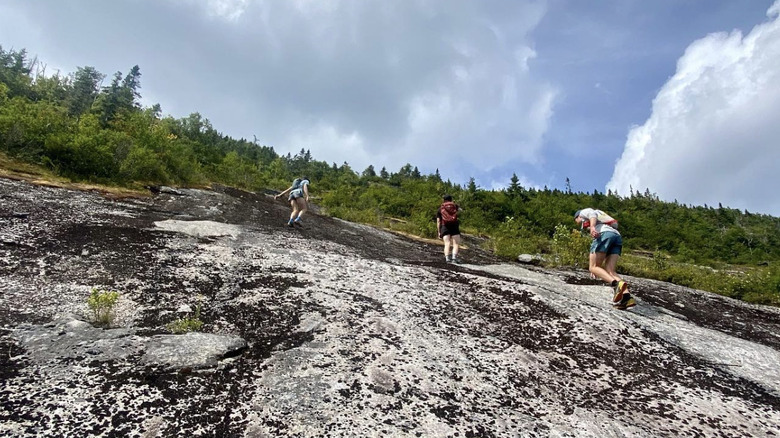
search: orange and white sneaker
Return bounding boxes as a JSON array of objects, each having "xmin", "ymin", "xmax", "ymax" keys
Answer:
[
  {"xmin": 613, "ymin": 280, "xmax": 628, "ymax": 304},
  {"xmin": 614, "ymin": 293, "xmax": 636, "ymax": 310}
]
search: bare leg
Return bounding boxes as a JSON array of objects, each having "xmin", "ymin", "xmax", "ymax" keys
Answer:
[
  {"xmin": 295, "ymin": 198, "xmax": 307, "ymax": 220},
  {"xmin": 604, "ymin": 254, "xmax": 622, "ymax": 281},
  {"xmin": 451, "ymin": 234, "xmax": 461, "ymax": 259},
  {"xmin": 443, "ymin": 235, "xmax": 452, "ymax": 259},
  {"xmin": 589, "ymin": 252, "xmax": 618, "ymax": 284},
  {"xmin": 289, "ymin": 200, "xmax": 299, "ymax": 222}
]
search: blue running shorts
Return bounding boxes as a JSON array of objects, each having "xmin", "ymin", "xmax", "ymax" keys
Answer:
[{"xmin": 590, "ymin": 232, "xmax": 622, "ymax": 255}]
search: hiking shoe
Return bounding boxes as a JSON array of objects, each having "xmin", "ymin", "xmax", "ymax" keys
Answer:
[
  {"xmin": 614, "ymin": 293, "xmax": 636, "ymax": 310},
  {"xmin": 445, "ymin": 255, "xmax": 452, "ymax": 263},
  {"xmin": 293, "ymin": 220, "xmax": 303, "ymax": 227},
  {"xmin": 287, "ymin": 221, "xmax": 295, "ymax": 227},
  {"xmin": 451, "ymin": 257, "xmax": 461, "ymax": 264},
  {"xmin": 612, "ymin": 280, "xmax": 628, "ymax": 304}
]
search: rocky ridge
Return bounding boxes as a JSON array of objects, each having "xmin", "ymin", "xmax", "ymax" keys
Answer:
[{"xmin": 1, "ymin": 177, "xmax": 779, "ymax": 437}]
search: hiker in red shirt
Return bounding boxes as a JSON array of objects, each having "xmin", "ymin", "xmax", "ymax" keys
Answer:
[{"xmin": 436, "ymin": 195, "xmax": 462, "ymax": 263}]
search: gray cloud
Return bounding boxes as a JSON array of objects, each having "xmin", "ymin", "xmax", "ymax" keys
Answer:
[{"xmin": 0, "ymin": 0, "xmax": 554, "ymax": 181}]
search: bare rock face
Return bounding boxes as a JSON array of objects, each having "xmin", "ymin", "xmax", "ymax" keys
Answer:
[
  {"xmin": 1, "ymin": 178, "xmax": 779, "ymax": 437},
  {"xmin": 141, "ymin": 332, "xmax": 247, "ymax": 370},
  {"xmin": 12, "ymin": 314, "xmax": 245, "ymax": 371}
]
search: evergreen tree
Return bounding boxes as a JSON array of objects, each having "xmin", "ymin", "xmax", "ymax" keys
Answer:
[
  {"xmin": 0, "ymin": 46, "xmax": 33, "ymax": 98},
  {"xmin": 147, "ymin": 103, "xmax": 162, "ymax": 119},
  {"xmin": 398, "ymin": 163, "xmax": 413, "ymax": 178},
  {"xmin": 68, "ymin": 66, "xmax": 104, "ymax": 118},
  {"xmin": 362, "ymin": 164, "xmax": 376, "ymax": 178},
  {"xmin": 468, "ymin": 177, "xmax": 477, "ymax": 193},
  {"xmin": 120, "ymin": 65, "xmax": 142, "ymax": 109},
  {"xmin": 508, "ymin": 173, "xmax": 520, "ymax": 196}
]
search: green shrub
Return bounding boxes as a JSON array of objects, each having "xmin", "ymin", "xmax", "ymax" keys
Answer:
[
  {"xmin": 549, "ymin": 224, "xmax": 590, "ymax": 268},
  {"xmin": 167, "ymin": 300, "xmax": 204, "ymax": 334},
  {"xmin": 652, "ymin": 250, "xmax": 669, "ymax": 271},
  {"xmin": 167, "ymin": 316, "xmax": 204, "ymax": 334},
  {"xmin": 120, "ymin": 146, "xmax": 169, "ymax": 183},
  {"xmin": 488, "ymin": 216, "xmax": 550, "ymax": 260},
  {"xmin": 87, "ymin": 287, "xmax": 119, "ymax": 326},
  {"xmin": 409, "ymin": 209, "xmax": 437, "ymax": 238}
]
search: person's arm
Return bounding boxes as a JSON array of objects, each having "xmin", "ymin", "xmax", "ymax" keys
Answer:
[
  {"xmin": 274, "ymin": 186, "xmax": 292, "ymax": 200},
  {"xmin": 303, "ymin": 184, "xmax": 309, "ymax": 201},
  {"xmin": 589, "ymin": 216, "xmax": 599, "ymax": 238},
  {"xmin": 436, "ymin": 217, "xmax": 442, "ymax": 238}
]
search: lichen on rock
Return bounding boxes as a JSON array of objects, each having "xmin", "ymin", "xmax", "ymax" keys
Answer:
[{"xmin": 1, "ymin": 178, "xmax": 780, "ymax": 437}]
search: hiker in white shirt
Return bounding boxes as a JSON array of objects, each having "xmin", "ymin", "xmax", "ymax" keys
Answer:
[{"xmin": 574, "ymin": 208, "xmax": 635, "ymax": 309}]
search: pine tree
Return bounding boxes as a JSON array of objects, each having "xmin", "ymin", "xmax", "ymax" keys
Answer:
[
  {"xmin": 362, "ymin": 165, "xmax": 376, "ymax": 178},
  {"xmin": 468, "ymin": 177, "xmax": 477, "ymax": 193},
  {"xmin": 508, "ymin": 173, "xmax": 520, "ymax": 196},
  {"xmin": 120, "ymin": 65, "xmax": 142, "ymax": 109},
  {"xmin": 46, "ymin": 64, "xmax": 98, "ymax": 114}
]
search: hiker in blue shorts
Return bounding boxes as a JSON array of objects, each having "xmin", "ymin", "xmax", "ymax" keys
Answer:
[
  {"xmin": 274, "ymin": 177, "xmax": 310, "ymax": 227},
  {"xmin": 574, "ymin": 208, "xmax": 635, "ymax": 309}
]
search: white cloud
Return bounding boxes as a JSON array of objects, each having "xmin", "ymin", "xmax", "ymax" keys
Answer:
[
  {"xmin": 205, "ymin": 0, "xmax": 250, "ymax": 21},
  {"xmin": 608, "ymin": 1, "xmax": 780, "ymax": 214}
]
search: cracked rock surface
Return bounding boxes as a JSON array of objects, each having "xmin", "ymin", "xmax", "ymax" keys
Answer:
[{"xmin": 1, "ymin": 177, "xmax": 779, "ymax": 437}]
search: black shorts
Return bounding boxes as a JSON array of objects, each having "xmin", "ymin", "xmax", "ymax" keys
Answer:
[{"xmin": 440, "ymin": 222, "xmax": 460, "ymax": 237}]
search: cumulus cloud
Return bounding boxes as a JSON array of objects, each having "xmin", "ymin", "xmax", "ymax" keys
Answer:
[{"xmin": 608, "ymin": 1, "xmax": 780, "ymax": 215}]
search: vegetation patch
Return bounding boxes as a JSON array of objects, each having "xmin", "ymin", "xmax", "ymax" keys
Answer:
[
  {"xmin": 87, "ymin": 287, "xmax": 119, "ymax": 327},
  {"xmin": 166, "ymin": 298, "xmax": 204, "ymax": 334}
]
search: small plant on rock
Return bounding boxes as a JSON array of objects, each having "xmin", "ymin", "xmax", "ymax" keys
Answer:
[
  {"xmin": 167, "ymin": 297, "xmax": 204, "ymax": 334},
  {"xmin": 87, "ymin": 287, "xmax": 119, "ymax": 327}
]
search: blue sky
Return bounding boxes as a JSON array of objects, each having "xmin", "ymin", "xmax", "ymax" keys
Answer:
[{"xmin": 1, "ymin": 0, "xmax": 779, "ymax": 215}]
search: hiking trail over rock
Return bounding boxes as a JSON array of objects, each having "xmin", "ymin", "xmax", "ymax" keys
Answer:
[{"xmin": 1, "ymin": 178, "xmax": 779, "ymax": 437}]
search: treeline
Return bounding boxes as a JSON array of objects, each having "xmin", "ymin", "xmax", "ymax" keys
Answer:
[
  {"xmin": 2, "ymin": 46, "xmax": 780, "ymax": 271},
  {"xmin": 324, "ymin": 173, "xmax": 780, "ymax": 266}
]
